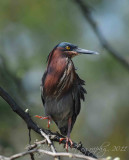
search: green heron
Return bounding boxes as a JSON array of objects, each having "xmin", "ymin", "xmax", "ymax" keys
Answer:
[{"xmin": 35, "ymin": 42, "xmax": 98, "ymax": 150}]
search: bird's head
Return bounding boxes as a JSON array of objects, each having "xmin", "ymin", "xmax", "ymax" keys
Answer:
[
  {"xmin": 55, "ymin": 42, "xmax": 98, "ymax": 58},
  {"xmin": 47, "ymin": 42, "xmax": 99, "ymax": 66}
]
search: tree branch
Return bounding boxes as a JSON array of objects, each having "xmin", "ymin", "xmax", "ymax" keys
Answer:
[
  {"xmin": 74, "ymin": 0, "xmax": 129, "ymax": 71},
  {"xmin": 0, "ymin": 148, "xmax": 107, "ymax": 160},
  {"xmin": 0, "ymin": 86, "xmax": 97, "ymax": 159},
  {"xmin": 0, "ymin": 139, "xmax": 121, "ymax": 160}
]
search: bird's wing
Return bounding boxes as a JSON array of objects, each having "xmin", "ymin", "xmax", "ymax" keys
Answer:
[
  {"xmin": 41, "ymin": 70, "xmax": 47, "ymax": 106},
  {"xmin": 72, "ymin": 74, "xmax": 87, "ymax": 126}
]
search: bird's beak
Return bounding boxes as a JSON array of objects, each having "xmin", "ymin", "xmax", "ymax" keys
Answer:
[{"xmin": 74, "ymin": 47, "xmax": 99, "ymax": 55}]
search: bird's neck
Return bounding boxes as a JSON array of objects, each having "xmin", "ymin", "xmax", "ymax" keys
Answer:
[
  {"xmin": 47, "ymin": 53, "xmax": 68, "ymax": 76},
  {"xmin": 44, "ymin": 53, "xmax": 75, "ymax": 97}
]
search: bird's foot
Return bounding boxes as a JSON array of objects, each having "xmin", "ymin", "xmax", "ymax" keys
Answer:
[
  {"xmin": 35, "ymin": 115, "xmax": 51, "ymax": 128},
  {"xmin": 59, "ymin": 137, "xmax": 73, "ymax": 152}
]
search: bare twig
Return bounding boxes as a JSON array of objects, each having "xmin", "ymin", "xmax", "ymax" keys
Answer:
[
  {"xmin": 28, "ymin": 129, "xmax": 35, "ymax": 160},
  {"xmin": 40, "ymin": 129, "xmax": 60, "ymax": 160},
  {"xmin": 74, "ymin": 0, "xmax": 129, "ymax": 71},
  {"xmin": 27, "ymin": 140, "xmax": 47, "ymax": 150},
  {"xmin": 29, "ymin": 153, "xmax": 35, "ymax": 160},
  {"xmin": 0, "ymin": 86, "xmax": 97, "ymax": 159},
  {"xmin": 0, "ymin": 148, "xmax": 108, "ymax": 160}
]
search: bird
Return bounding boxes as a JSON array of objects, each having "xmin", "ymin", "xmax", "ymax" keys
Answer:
[{"xmin": 35, "ymin": 42, "xmax": 98, "ymax": 150}]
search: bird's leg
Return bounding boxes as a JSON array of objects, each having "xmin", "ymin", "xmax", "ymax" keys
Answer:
[
  {"xmin": 66, "ymin": 117, "xmax": 73, "ymax": 151},
  {"xmin": 59, "ymin": 118, "xmax": 73, "ymax": 151},
  {"xmin": 35, "ymin": 115, "xmax": 52, "ymax": 128}
]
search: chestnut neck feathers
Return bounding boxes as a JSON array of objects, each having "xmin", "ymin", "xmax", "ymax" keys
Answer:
[{"xmin": 44, "ymin": 49, "xmax": 75, "ymax": 97}]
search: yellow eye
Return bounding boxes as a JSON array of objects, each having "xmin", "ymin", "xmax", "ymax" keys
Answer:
[{"xmin": 65, "ymin": 46, "xmax": 70, "ymax": 50}]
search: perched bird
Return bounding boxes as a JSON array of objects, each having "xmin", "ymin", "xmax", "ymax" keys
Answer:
[{"xmin": 35, "ymin": 42, "xmax": 98, "ymax": 150}]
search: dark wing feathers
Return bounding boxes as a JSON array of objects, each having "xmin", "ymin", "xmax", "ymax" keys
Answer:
[
  {"xmin": 74, "ymin": 74, "xmax": 86, "ymax": 105},
  {"xmin": 41, "ymin": 71, "xmax": 47, "ymax": 105},
  {"xmin": 71, "ymin": 74, "xmax": 86, "ymax": 130}
]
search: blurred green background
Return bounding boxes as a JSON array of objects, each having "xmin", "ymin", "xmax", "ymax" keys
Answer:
[{"xmin": 0, "ymin": 0, "xmax": 129, "ymax": 159}]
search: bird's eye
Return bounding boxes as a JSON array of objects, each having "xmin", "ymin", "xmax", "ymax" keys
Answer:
[{"xmin": 65, "ymin": 46, "xmax": 70, "ymax": 50}]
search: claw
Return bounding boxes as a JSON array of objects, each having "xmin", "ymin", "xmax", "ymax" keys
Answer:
[
  {"xmin": 35, "ymin": 115, "xmax": 51, "ymax": 128},
  {"xmin": 59, "ymin": 137, "xmax": 73, "ymax": 151}
]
